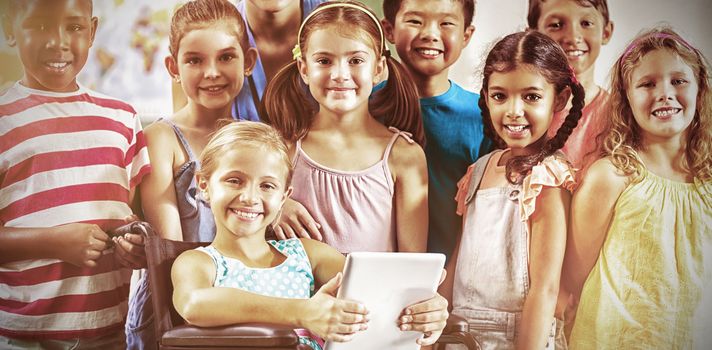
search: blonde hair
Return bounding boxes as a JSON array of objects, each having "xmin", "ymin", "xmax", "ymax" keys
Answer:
[
  {"xmin": 197, "ymin": 121, "xmax": 294, "ymax": 186},
  {"xmin": 603, "ymin": 26, "xmax": 712, "ymax": 181}
]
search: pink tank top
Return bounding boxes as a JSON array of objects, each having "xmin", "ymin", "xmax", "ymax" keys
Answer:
[{"xmin": 290, "ymin": 127, "xmax": 413, "ymax": 253}]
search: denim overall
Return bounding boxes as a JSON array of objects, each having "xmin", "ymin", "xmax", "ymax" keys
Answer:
[
  {"xmin": 450, "ymin": 153, "xmax": 561, "ymax": 349},
  {"xmin": 125, "ymin": 119, "xmax": 216, "ymax": 350}
]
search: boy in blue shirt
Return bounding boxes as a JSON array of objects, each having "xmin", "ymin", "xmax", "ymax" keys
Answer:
[{"xmin": 382, "ymin": 0, "xmax": 490, "ymax": 260}]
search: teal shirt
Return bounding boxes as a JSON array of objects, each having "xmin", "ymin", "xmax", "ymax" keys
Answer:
[
  {"xmin": 373, "ymin": 81, "xmax": 490, "ymax": 259},
  {"xmin": 196, "ymin": 239, "xmax": 323, "ymax": 350},
  {"xmin": 420, "ymin": 82, "xmax": 491, "ymax": 260}
]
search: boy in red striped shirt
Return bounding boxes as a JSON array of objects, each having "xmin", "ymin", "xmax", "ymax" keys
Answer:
[{"xmin": 0, "ymin": 0, "xmax": 151, "ymax": 348}]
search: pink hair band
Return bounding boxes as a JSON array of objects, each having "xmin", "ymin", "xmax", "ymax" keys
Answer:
[{"xmin": 621, "ymin": 33, "xmax": 696, "ymax": 61}]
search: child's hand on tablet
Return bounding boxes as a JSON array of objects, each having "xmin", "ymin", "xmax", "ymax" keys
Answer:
[
  {"xmin": 304, "ymin": 272, "xmax": 370, "ymax": 342},
  {"xmin": 398, "ymin": 270, "xmax": 449, "ymax": 345}
]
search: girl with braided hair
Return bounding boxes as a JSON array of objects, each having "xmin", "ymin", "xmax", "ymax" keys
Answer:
[{"xmin": 440, "ymin": 30, "xmax": 584, "ymax": 350}]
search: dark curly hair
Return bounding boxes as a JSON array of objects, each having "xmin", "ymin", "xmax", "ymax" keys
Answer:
[{"xmin": 478, "ymin": 30, "xmax": 585, "ymax": 184}]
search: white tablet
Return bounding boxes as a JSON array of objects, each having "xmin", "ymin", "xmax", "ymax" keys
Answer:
[{"xmin": 324, "ymin": 252, "xmax": 446, "ymax": 350}]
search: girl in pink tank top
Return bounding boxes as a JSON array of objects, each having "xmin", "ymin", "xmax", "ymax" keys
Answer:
[{"xmin": 261, "ymin": 1, "xmax": 428, "ymax": 253}]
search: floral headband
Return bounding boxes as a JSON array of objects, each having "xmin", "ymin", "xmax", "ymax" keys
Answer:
[{"xmin": 292, "ymin": 2, "xmax": 386, "ymax": 60}]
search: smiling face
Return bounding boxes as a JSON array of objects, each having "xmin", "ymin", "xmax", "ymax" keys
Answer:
[
  {"xmin": 298, "ymin": 27, "xmax": 384, "ymax": 116},
  {"xmin": 167, "ymin": 23, "xmax": 256, "ymax": 112},
  {"xmin": 535, "ymin": 0, "xmax": 612, "ymax": 77},
  {"xmin": 627, "ymin": 49, "xmax": 699, "ymax": 144},
  {"xmin": 384, "ymin": 0, "xmax": 473, "ymax": 79},
  {"xmin": 6, "ymin": 0, "xmax": 96, "ymax": 92},
  {"xmin": 200, "ymin": 146, "xmax": 291, "ymax": 239},
  {"xmin": 486, "ymin": 65, "xmax": 566, "ymax": 154}
]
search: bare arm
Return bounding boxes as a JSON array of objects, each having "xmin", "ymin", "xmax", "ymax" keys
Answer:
[
  {"xmin": 0, "ymin": 224, "xmax": 109, "ymax": 266},
  {"xmin": 563, "ymin": 158, "xmax": 627, "ymax": 300},
  {"xmin": 439, "ymin": 232, "xmax": 462, "ymax": 310},
  {"xmin": 140, "ymin": 122, "xmax": 184, "ymax": 241},
  {"xmin": 390, "ymin": 139, "xmax": 429, "ymax": 252},
  {"xmin": 517, "ymin": 187, "xmax": 569, "ymax": 350},
  {"xmin": 300, "ymin": 238, "xmax": 346, "ymax": 286},
  {"xmin": 173, "ymin": 242, "xmax": 368, "ymax": 342}
]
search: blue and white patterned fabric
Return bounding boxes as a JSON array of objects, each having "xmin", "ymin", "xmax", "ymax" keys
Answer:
[
  {"xmin": 197, "ymin": 238, "xmax": 315, "ymax": 298},
  {"xmin": 196, "ymin": 238, "xmax": 322, "ymax": 349}
]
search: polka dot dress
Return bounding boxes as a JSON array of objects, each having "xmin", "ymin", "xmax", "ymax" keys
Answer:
[{"xmin": 196, "ymin": 239, "xmax": 323, "ymax": 349}]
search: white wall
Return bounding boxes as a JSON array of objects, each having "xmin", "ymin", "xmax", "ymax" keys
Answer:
[{"xmin": 448, "ymin": 0, "xmax": 712, "ymax": 92}]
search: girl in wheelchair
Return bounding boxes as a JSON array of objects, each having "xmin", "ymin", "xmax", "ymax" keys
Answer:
[{"xmin": 172, "ymin": 121, "xmax": 449, "ymax": 349}]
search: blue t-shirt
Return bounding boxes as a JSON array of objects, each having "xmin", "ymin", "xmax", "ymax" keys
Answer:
[
  {"xmin": 372, "ymin": 80, "xmax": 490, "ymax": 259},
  {"xmin": 420, "ymin": 82, "xmax": 491, "ymax": 260},
  {"xmin": 232, "ymin": 0, "xmax": 325, "ymax": 121}
]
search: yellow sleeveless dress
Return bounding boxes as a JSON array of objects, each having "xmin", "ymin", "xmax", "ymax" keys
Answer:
[{"xmin": 569, "ymin": 167, "xmax": 712, "ymax": 349}]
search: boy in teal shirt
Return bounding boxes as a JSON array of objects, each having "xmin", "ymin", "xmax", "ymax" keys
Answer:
[{"xmin": 382, "ymin": 0, "xmax": 490, "ymax": 260}]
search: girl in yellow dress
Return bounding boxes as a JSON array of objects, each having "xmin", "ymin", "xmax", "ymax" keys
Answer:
[{"xmin": 565, "ymin": 26, "xmax": 712, "ymax": 349}]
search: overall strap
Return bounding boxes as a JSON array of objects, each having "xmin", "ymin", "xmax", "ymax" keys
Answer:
[
  {"xmin": 464, "ymin": 152, "xmax": 495, "ymax": 205},
  {"xmin": 160, "ymin": 118, "xmax": 197, "ymax": 161}
]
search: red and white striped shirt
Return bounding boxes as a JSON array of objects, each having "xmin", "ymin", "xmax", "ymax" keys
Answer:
[{"xmin": 0, "ymin": 82, "xmax": 151, "ymax": 340}]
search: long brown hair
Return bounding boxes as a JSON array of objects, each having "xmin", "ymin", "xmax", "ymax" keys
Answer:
[
  {"xmin": 479, "ymin": 30, "xmax": 585, "ymax": 184},
  {"xmin": 260, "ymin": 0, "xmax": 424, "ymax": 146},
  {"xmin": 602, "ymin": 26, "xmax": 712, "ymax": 181}
]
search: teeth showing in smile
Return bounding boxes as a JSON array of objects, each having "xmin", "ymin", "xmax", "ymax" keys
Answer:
[
  {"xmin": 47, "ymin": 62, "xmax": 68, "ymax": 68},
  {"xmin": 505, "ymin": 125, "xmax": 527, "ymax": 132},
  {"xmin": 416, "ymin": 48, "xmax": 441, "ymax": 57},
  {"xmin": 566, "ymin": 50, "xmax": 584, "ymax": 57},
  {"xmin": 204, "ymin": 86, "xmax": 225, "ymax": 92},
  {"xmin": 232, "ymin": 209, "xmax": 259, "ymax": 219},
  {"xmin": 652, "ymin": 108, "xmax": 681, "ymax": 117}
]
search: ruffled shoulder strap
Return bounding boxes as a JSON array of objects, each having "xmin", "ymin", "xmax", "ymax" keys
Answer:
[
  {"xmin": 455, "ymin": 152, "xmax": 495, "ymax": 216},
  {"xmin": 519, "ymin": 151, "xmax": 576, "ymax": 222}
]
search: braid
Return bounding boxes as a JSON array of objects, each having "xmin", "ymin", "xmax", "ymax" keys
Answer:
[
  {"xmin": 545, "ymin": 80, "xmax": 585, "ymax": 154},
  {"xmin": 479, "ymin": 30, "xmax": 589, "ymax": 184}
]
